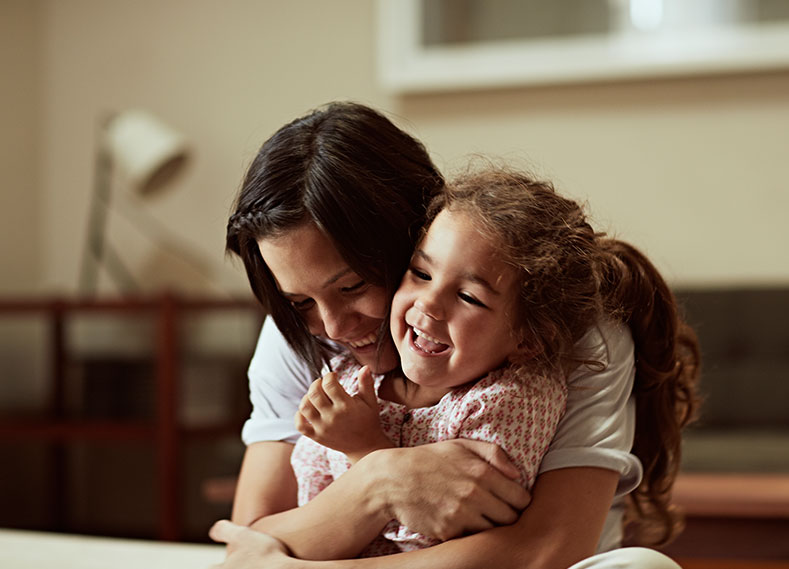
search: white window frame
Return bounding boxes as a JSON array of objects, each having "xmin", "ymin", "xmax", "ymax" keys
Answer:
[{"xmin": 376, "ymin": 0, "xmax": 789, "ymax": 93}]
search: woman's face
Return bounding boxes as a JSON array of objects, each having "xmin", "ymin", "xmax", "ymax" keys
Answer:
[{"xmin": 257, "ymin": 222, "xmax": 399, "ymax": 374}]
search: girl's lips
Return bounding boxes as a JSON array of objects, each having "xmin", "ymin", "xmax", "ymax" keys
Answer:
[{"xmin": 409, "ymin": 326, "xmax": 450, "ymax": 355}]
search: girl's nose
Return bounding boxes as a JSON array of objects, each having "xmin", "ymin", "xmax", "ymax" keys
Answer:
[{"xmin": 415, "ymin": 293, "xmax": 444, "ymax": 321}]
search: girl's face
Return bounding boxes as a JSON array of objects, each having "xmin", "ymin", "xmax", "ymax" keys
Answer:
[
  {"xmin": 390, "ymin": 208, "xmax": 521, "ymax": 392},
  {"xmin": 258, "ymin": 222, "xmax": 398, "ymax": 374}
]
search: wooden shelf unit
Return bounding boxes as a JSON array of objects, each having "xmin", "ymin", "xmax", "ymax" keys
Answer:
[{"xmin": 0, "ymin": 294, "xmax": 262, "ymax": 541}]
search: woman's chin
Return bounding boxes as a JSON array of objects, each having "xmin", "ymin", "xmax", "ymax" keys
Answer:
[{"xmin": 354, "ymin": 346, "xmax": 398, "ymax": 374}]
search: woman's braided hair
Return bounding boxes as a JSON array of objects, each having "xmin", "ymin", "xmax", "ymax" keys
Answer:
[{"xmin": 226, "ymin": 102, "xmax": 443, "ymax": 376}]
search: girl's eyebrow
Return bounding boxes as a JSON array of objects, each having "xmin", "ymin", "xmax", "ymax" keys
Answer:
[
  {"xmin": 463, "ymin": 272, "xmax": 501, "ymax": 295},
  {"xmin": 414, "ymin": 249, "xmax": 501, "ymax": 295}
]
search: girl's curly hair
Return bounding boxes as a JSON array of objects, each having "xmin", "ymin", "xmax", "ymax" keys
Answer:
[{"xmin": 430, "ymin": 167, "xmax": 701, "ymax": 545}]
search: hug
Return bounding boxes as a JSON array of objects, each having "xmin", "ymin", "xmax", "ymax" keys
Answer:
[{"xmin": 213, "ymin": 101, "xmax": 700, "ymax": 569}]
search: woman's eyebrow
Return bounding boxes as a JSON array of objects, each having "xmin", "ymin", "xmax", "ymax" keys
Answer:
[
  {"xmin": 278, "ymin": 267, "xmax": 356, "ymax": 297},
  {"xmin": 322, "ymin": 267, "xmax": 356, "ymax": 288}
]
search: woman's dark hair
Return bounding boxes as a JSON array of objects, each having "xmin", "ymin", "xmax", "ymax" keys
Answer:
[
  {"xmin": 430, "ymin": 167, "xmax": 701, "ymax": 546},
  {"xmin": 226, "ymin": 102, "xmax": 444, "ymax": 376}
]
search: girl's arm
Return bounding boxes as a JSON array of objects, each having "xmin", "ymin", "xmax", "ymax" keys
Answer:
[
  {"xmin": 235, "ymin": 321, "xmax": 530, "ymax": 556},
  {"xmin": 212, "ymin": 466, "xmax": 619, "ymax": 569}
]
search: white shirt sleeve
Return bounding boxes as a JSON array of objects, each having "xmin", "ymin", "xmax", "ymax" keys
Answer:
[
  {"xmin": 240, "ymin": 318, "xmax": 314, "ymax": 445},
  {"xmin": 538, "ymin": 319, "xmax": 643, "ymax": 499}
]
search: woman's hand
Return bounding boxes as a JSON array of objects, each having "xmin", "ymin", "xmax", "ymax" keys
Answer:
[
  {"xmin": 210, "ymin": 520, "xmax": 296, "ymax": 569},
  {"xmin": 295, "ymin": 366, "xmax": 392, "ymax": 462},
  {"xmin": 358, "ymin": 438, "xmax": 532, "ymax": 541}
]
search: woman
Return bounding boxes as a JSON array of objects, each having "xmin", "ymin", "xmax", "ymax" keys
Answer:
[{"xmin": 217, "ymin": 101, "xmax": 697, "ymax": 568}]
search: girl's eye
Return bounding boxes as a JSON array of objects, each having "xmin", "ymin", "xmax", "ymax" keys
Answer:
[
  {"xmin": 291, "ymin": 298, "xmax": 315, "ymax": 311},
  {"xmin": 459, "ymin": 292, "xmax": 487, "ymax": 308},
  {"xmin": 410, "ymin": 267, "xmax": 430, "ymax": 281},
  {"xmin": 341, "ymin": 280, "xmax": 367, "ymax": 293}
]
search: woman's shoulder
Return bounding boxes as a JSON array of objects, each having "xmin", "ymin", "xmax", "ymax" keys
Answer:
[
  {"xmin": 569, "ymin": 318, "xmax": 635, "ymax": 391},
  {"xmin": 577, "ymin": 318, "xmax": 633, "ymax": 364}
]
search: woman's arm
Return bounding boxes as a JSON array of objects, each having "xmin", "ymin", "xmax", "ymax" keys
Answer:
[
  {"xmin": 212, "ymin": 466, "xmax": 619, "ymax": 569},
  {"xmin": 231, "ymin": 442, "xmax": 299, "ymax": 525},
  {"xmin": 234, "ymin": 322, "xmax": 530, "ymax": 557},
  {"xmin": 242, "ymin": 438, "xmax": 530, "ymax": 559},
  {"xmin": 232, "ymin": 319, "xmax": 313, "ymax": 525}
]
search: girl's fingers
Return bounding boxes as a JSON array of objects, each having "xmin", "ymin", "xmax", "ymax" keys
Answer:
[
  {"xmin": 355, "ymin": 365, "xmax": 377, "ymax": 406},
  {"xmin": 307, "ymin": 376, "xmax": 332, "ymax": 409},
  {"xmin": 294, "ymin": 410, "xmax": 315, "ymax": 437},
  {"xmin": 321, "ymin": 371, "xmax": 350, "ymax": 403},
  {"xmin": 298, "ymin": 396, "xmax": 319, "ymax": 420}
]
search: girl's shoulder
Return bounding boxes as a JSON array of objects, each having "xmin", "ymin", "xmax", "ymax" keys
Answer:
[{"xmin": 463, "ymin": 366, "xmax": 566, "ymax": 402}]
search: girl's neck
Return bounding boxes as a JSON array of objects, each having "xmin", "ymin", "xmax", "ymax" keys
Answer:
[{"xmin": 378, "ymin": 371, "xmax": 453, "ymax": 409}]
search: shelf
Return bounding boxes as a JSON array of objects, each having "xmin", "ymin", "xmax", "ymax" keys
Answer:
[
  {"xmin": 0, "ymin": 293, "xmax": 263, "ymax": 541},
  {"xmin": 0, "ymin": 419, "xmax": 155, "ymax": 441}
]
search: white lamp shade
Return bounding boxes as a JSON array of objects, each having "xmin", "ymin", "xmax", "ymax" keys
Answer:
[{"xmin": 104, "ymin": 110, "xmax": 189, "ymax": 196}]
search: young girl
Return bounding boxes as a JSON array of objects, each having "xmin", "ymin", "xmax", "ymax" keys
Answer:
[{"xmin": 284, "ymin": 166, "xmax": 701, "ymax": 557}]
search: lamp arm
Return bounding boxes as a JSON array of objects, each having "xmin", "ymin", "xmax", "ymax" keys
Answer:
[{"xmin": 78, "ymin": 143, "xmax": 113, "ymax": 295}]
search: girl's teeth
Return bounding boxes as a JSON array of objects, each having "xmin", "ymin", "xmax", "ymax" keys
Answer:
[
  {"xmin": 414, "ymin": 328, "xmax": 442, "ymax": 344},
  {"xmin": 412, "ymin": 327, "xmax": 449, "ymax": 354}
]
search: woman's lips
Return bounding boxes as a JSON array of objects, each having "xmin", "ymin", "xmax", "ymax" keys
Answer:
[{"xmin": 347, "ymin": 331, "xmax": 378, "ymax": 351}]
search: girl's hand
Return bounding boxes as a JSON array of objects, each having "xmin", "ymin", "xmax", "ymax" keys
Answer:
[
  {"xmin": 295, "ymin": 366, "xmax": 392, "ymax": 462},
  {"xmin": 209, "ymin": 520, "xmax": 294, "ymax": 569},
  {"xmin": 358, "ymin": 439, "xmax": 532, "ymax": 541}
]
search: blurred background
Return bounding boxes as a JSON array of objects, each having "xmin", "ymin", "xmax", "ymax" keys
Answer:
[{"xmin": 1, "ymin": 0, "xmax": 787, "ymax": 559}]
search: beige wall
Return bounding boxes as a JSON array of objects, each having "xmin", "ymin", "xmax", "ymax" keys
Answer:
[
  {"xmin": 5, "ymin": 0, "xmax": 789, "ymax": 298},
  {"xmin": 1, "ymin": 0, "xmax": 42, "ymax": 294}
]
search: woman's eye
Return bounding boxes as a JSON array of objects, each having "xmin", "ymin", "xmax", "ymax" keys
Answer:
[
  {"xmin": 341, "ymin": 280, "xmax": 367, "ymax": 293},
  {"xmin": 291, "ymin": 298, "xmax": 315, "ymax": 311},
  {"xmin": 459, "ymin": 292, "xmax": 486, "ymax": 308},
  {"xmin": 410, "ymin": 267, "xmax": 430, "ymax": 281}
]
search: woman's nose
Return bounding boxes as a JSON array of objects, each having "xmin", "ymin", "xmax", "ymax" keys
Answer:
[{"xmin": 319, "ymin": 302, "xmax": 356, "ymax": 340}]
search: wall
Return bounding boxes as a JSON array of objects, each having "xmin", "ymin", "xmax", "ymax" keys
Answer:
[
  {"xmin": 399, "ymin": 74, "xmax": 789, "ymax": 288},
  {"xmin": 1, "ymin": 0, "xmax": 42, "ymax": 294},
  {"xmin": 4, "ymin": 0, "xmax": 787, "ymax": 299},
  {"xmin": 36, "ymin": 0, "xmax": 385, "ymax": 297}
]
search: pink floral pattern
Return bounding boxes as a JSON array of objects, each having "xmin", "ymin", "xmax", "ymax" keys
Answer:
[{"xmin": 290, "ymin": 354, "xmax": 567, "ymax": 556}]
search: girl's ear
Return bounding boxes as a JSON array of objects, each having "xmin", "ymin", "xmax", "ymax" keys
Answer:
[{"xmin": 509, "ymin": 333, "xmax": 541, "ymax": 365}]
